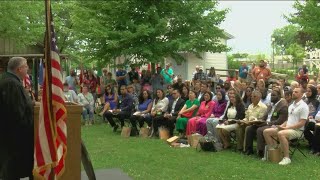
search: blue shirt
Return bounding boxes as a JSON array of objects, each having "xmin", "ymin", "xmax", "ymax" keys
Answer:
[
  {"xmin": 239, "ymin": 66, "xmax": 248, "ymax": 79},
  {"xmin": 116, "ymin": 70, "xmax": 127, "ymax": 86},
  {"xmin": 138, "ymin": 99, "xmax": 152, "ymax": 111},
  {"xmin": 118, "ymin": 94, "xmax": 134, "ymax": 112}
]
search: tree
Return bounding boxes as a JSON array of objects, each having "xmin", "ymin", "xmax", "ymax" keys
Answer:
[
  {"xmin": 271, "ymin": 24, "xmax": 300, "ymax": 55},
  {"xmin": 0, "ymin": 1, "xmax": 45, "ymax": 48},
  {"xmin": 72, "ymin": 0, "xmax": 229, "ymax": 66},
  {"xmin": 286, "ymin": 43, "xmax": 305, "ymax": 70},
  {"xmin": 0, "ymin": 1, "xmax": 84, "ymax": 66},
  {"xmin": 287, "ymin": 1, "xmax": 320, "ymax": 49}
]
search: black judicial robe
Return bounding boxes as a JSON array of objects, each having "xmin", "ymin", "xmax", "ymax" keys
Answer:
[{"xmin": 0, "ymin": 72, "xmax": 34, "ymax": 179}]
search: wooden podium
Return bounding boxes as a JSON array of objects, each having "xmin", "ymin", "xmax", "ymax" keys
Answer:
[{"xmin": 34, "ymin": 104, "xmax": 83, "ymax": 180}]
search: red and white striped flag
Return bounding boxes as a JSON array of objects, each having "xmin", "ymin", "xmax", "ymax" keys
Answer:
[
  {"xmin": 23, "ymin": 74, "xmax": 31, "ymax": 88},
  {"xmin": 33, "ymin": 1, "xmax": 67, "ymax": 179}
]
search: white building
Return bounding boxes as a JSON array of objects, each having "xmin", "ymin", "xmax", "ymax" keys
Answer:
[
  {"xmin": 166, "ymin": 32, "xmax": 234, "ymax": 80},
  {"xmin": 304, "ymin": 48, "xmax": 320, "ymax": 69}
]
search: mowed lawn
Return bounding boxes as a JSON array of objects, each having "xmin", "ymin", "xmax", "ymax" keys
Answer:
[{"xmin": 81, "ymin": 117, "xmax": 320, "ymax": 180}]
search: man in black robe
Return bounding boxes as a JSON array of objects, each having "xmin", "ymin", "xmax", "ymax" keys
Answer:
[{"xmin": 0, "ymin": 57, "xmax": 34, "ymax": 179}]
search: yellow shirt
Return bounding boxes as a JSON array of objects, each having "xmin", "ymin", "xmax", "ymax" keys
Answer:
[{"xmin": 244, "ymin": 101, "xmax": 267, "ymax": 121}]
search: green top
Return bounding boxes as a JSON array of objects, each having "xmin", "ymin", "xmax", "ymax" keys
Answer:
[
  {"xmin": 160, "ymin": 68, "xmax": 174, "ymax": 84},
  {"xmin": 186, "ymin": 99, "xmax": 200, "ymax": 116}
]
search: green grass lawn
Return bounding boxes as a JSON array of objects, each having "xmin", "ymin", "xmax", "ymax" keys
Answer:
[{"xmin": 81, "ymin": 116, "xmax": 320, "ymax": 180}]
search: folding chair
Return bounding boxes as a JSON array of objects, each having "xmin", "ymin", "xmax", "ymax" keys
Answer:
[
  {"xmin": 289, "ymin": 132, "xmax": 307, "ymax": 158},
  {"xmin": 229, "ymin": 130, "xmax": 238, "ymax": 151},
  {"xmin": 271, "ymin": 131, "xmax": 307, "ymax": 158}
]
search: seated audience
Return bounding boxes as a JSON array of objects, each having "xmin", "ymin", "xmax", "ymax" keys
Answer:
[
  {"xmin": 284, "ymin": 90, "xmax": 293, "ymax": 105},
  {"xmin": 237, "ymin": 90, "xmax": 267, "ymax": 153},
  {"xmin": 130, "ymin": 90, "xmax": 153, "ymax": 132},
  {"xmin": 181, "ymin": 84, "xmax": 189, "ymax": 101},
  {"xmin": 245, "ymin": 88, "xmax": 288, "ymax": 157},
  {"xmin": 216, "ymin": 93, "xmax": 246, "ymax": 149},
  {"xmin": 152, "ymin": 89, "xmax": 185, "ymax": 137},
  {"xmin": 104, "ymin": 85, "xmax": 134, "ymax": 132},
  {"xmin": 197, "ymin": 90, "xmax": 227, "ymax": 136},
  {"xmin": 242, "ymin": 87, "xmax": 253, "ymax": 109},
  {"xmin": 150, "ymin": 89, "xmax": 169, "ymax": 136},
  {"xmin": 304, "ymin": 85, "xmax": 319, "ymax": 118},
  {"xmin": 176, "ymin": 90, "xmax": 200, "ymax": 137},
  {"xmin": 127, "ymin": 84, "xmax": 139, "ymax": 110},
  {"xmin": 263, "ymin": 87, "xmax": 309, "ymax": 165},
  {"xmin": 99, "ymin": 85, "xmax": 118, "ymax": 116},
  {"xmin": 186, "ymin": 91, "xmax": 215, "ymax": 136},
  {"xmin": 78, "ymin": 86, "xmax": 95, "ymax": 125},
  {"xmin": 63, "ymin": 82, "xmax": 78, "ymax": 103}
]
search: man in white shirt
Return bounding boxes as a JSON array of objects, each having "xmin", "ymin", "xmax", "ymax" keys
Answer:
[{"xmin": 263, "ymin": 87, "xmax": 309, "ymax": 165}]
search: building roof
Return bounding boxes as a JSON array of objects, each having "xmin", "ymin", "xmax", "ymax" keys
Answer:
[{"xmin": 223, "ymin": 31, "xmax": 234, "ymax": 40}]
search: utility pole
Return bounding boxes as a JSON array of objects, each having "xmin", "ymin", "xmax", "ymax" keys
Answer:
[{"xmin": 272, "ymin": 37, "xmax": 275, "ymax": 69}]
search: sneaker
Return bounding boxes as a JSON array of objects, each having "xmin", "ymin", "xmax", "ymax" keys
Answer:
[
  {"xmin": 279, "ymin": 157, "xmax": 291, "ymax": 165},
  {"xmin": 261, "ymin": 157, "xmax": 267, "ymax": 161}
]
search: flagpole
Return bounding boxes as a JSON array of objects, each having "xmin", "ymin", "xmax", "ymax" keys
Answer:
[
  {"xmin": 45, "ymin": 0, "xmax": 53, "ymax": 115},
  {"xmin": 44, "ymin": 0, "xmax": 55, "ymax": 179},
  {"xmin": 33, "ymin": 58, "xmax": 39, "ymax": 101}
]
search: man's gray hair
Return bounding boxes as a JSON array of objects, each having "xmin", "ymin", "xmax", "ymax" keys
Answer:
[
  {"xmin": 7, "ymin": 57, "xmax": 27, "ymax": 72},
  {"xmin": 252, "ymin": 90, "xmax": 262, "ymax": 98}
]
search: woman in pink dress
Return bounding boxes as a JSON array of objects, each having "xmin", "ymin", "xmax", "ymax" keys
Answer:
[
  {"xmin": 186, "ymin": 91, "xmax": 215, "ymax": 136},
  {"xmin": 198, "ymin": 90, "xmax": 228, "ymax": 136}
]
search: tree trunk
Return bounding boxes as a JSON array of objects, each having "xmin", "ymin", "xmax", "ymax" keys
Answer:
[{"xmin": 151, "ymin": 63, "xmax": 155, "ymax": 74}]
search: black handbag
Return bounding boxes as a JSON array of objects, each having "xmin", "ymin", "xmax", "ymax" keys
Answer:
[{"xmin": 197, "ymin": 138, "xmax": 216, "ymax": 152}]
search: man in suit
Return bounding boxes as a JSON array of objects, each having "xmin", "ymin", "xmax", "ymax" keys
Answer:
[
  {"xmin": 152, "ymin": 89, "xmax": 185, "ymax": 136},
  {"xmin": 104, "ymin": 85, "xmax": 134, "ymax": 132},
  {"xmin": 244, "ymin": 88, "xmax": 288, "ymax": 157}
]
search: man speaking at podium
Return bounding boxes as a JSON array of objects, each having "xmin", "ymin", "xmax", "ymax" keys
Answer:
[{"xmin": 0, "ymin": 57, "xmax": 34, "ymax": 179}]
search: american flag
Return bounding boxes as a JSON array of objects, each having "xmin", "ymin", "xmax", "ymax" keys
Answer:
[
  {"xmin": 33, "ymin": 2, "xmax": 67, "ymax": 179},
  {"xmin": 23, "ymin": 74, "xmax": 31, "ymax": 88}
]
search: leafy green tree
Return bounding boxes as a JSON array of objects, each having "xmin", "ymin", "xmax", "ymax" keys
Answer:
[
  {"xmin": 0, "ymin": 1, "xmax": 44, "ymax": 48},
  {"xmin": 72, "ymin": 0, "xmax": 229, "ymax": 66},
  {"xmin": 0, "ymin": 1, "xmax": 230, "ymax": 70},
  {"xmin": 286, "ymin": 43, "xmax": 305, "ymax": 70},
  {"xmin": 287, "ymin": 0, "xmax": 320, "ymax": 49},
  {"xmin": 0, "ymin": 1, "xmax": 83, "ymax": 67},
  {"xmin": 271, "ymin": 25, "xmax": 300, "ymax": 55}
]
